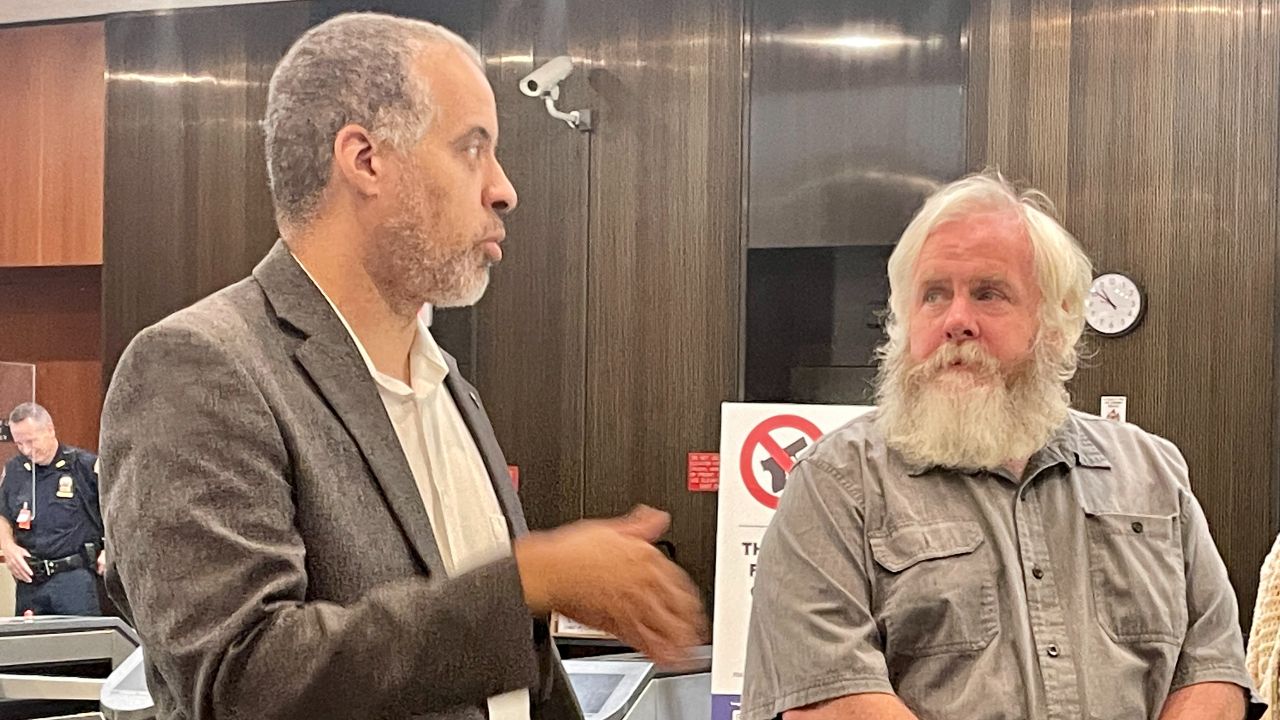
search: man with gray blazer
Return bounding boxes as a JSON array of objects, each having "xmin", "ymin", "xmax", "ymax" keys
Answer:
[{"xmin": 98, "ymin": 13, "xmax": 704, "ymax": 720}]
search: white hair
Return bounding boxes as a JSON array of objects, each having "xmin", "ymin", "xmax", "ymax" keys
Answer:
[
  {"xmin": 872, "ymin": 171, "xmax": 1094, "ymax": 469},
  {"xmin": 881, "ymin": 170, "xmax": 1093, "ymax": 382},
  {"xmin": 263, "ymin": 12, "xmax": 482, "ymax": 229}
]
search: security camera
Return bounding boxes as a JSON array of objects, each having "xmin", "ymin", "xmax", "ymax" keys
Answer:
[
  {"xmin": 518, "ymin": 56, "xmax": 592, "ymax": 131},
  {"xmin": 520, "ymin": 56, "xmax": 575, "ymax": 98}
]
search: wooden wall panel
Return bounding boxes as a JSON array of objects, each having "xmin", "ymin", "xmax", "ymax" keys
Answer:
[
  {"xmin": 0, "ymin": 21, "xmax": 105, "ymax": 267},
  {"xmin": 0, "ymin": 362, "xmax": 36, "ymax": 470},
  {"xmin": 102, "ymin": 5, "xmax": 310, "ymax": 380},
  {"xmin": 971, "ymin": 0, "xmax": 1280, "ymax": 626},
  {"xmin": 1263, "ymin": 0, "xmax": 1280, "ymax": 589},
  {"xmin": 575, "ymin": 0, "xmax": 745, "ymax": 599},
  {"xmin": 0, "ymin": 26, "xmax": 46, "ymax": 267},
  {"xmin": 40, "ymin": 22, "xmax": 106, "ymax": 266},
  {"xmin": 0, "ymin": 266, "xmax": 103, "ymax": 451},
  {"xmin": 35, "ymin": 361, "xmax": 103, "ymax": 452},
  {"xmin": 473, "ymin": 1, "xmax": 591, "ymax": 532}
]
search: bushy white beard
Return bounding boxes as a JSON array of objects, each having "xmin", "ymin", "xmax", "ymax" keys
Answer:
[{"xmin": 874, "ymin": 338, "xmax": 1070, "ymax": 471}]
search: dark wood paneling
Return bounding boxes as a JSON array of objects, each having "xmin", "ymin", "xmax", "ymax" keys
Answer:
[
  {"xmin": 471, "ymin": 1, "xmax": 591, "ymax": 531},
  {"xmin": 102, "ymin": 4, "xmax": 311, "ymax": 381},
  {"xmin": 0, "ymin": 21, "xmax": 104, "ymax": 267},
  {"xmin": 0, "ymin": 266, "xmax": 103, "ymax": 451},
  {"xmin": 576, "ymin": 0, "xmax": 745, "ymax": 599},
  {"xmin": 971, "ymin": 0, "xmax": 1280, "ymax": 627},
  {"xmin": 0, "ymin": 363, "xmax": 36, "ymax": 469},
  {"xmin": 1266, "ymin": 0, "xmax": 1280, "ymax": 598}
]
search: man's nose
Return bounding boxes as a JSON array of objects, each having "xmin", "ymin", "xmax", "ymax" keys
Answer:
[{"xmin": 943, "ymin": 297, "xmax": 979, "ymax": 341}]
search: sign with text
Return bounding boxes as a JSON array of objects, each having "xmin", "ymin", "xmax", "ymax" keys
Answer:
[{"xmin": 711, "ymin": 403, "xmax": 872, "ymax": 720}]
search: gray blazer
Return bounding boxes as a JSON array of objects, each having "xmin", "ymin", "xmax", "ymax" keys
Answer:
[{"xmin": 100, "ymin": 241, "xmax": 582, "ymax": 720}]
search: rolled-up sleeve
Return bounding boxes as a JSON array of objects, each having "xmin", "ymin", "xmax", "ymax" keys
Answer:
[
  {"xmin": 740, "ymin": 457, "xmax": 892, "ymax": 720},
  {"xmin": 1173, "ymin": 485, "xmax": 1267, "ymax": 718},
  {"xmin": 0, "ymin": 461, "xmax": 18, "ymax": 523}
]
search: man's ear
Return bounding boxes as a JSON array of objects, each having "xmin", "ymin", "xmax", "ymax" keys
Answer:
[{"xmin": 332, "ymin": 124, "xmax": 384, "ymax": 199}]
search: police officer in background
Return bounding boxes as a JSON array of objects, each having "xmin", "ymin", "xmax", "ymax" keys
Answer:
[{"xmin": 0, "ymin": 402, "xmax": 104, "ymax": 615}]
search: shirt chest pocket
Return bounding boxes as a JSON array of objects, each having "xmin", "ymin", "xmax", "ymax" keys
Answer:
[
  {"xmin": 44, "ymin": 490, "xmax": 81, "ymax": 522},
  {"xmin": 1083, "ymin": 508, "xmax": 1186, "ymax": 645},
  {"xmin": 6, "ymin": 488, "xmax": 32, "ymax": 523},
  {"xmin": 870, "ymin": 520, "xmax": 999, "ymax": 657}
]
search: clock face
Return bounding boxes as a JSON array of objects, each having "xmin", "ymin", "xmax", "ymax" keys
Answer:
[{"xmin": 1086, "ymin": 273, "xmax": 1145, "ymax": 337}]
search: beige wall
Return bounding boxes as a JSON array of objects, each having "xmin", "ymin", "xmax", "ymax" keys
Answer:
[{"xmin": 0, "ymin": 573, "xmax": 13, "ymax": 616}]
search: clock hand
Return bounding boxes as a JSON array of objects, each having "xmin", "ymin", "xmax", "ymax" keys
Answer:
[{"xmin": 1092, "ymin": 289, "xmax": 1117, "ymax": 310}]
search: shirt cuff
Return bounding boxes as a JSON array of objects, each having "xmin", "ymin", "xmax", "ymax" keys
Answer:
[
  {"xmin": 741, "ymin": 673, "xmax": 896, "ymax": 720},
  {"xmin": 1170, "ymin": 665, "xmax": 1266, "ymax": 720}
]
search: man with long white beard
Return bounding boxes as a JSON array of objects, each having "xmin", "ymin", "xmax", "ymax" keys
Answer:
[{"xmin": 739, "ymin": 173, "xmax": 1263, "ymax": 720}]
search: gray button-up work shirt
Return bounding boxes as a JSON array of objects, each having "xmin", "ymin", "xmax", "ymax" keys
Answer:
[{"xmin": 741, "ymin": 410, "xmax": 1263, "ymax": 720}]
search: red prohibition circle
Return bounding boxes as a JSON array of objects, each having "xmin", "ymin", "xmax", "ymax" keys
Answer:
[{"xmin": 738, "ymin": 415, "xmax": 823, "ymax": 510}]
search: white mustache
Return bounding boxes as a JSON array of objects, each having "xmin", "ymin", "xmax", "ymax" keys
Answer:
[{"xmin": 917, "ymin": 342, "xmax": 1001, "ymax": 377}]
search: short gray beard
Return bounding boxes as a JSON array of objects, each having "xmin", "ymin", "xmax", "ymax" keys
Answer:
[
  {"xmin": 874, "ymin": 338, "xmax": 1070, "ymax": 470},
  {"xmin": 364, "ymin": 170, "xmax": 493, "ymax": 317}
]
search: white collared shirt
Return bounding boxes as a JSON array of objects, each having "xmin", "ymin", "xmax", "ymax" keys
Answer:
[{"xmin": 294, "ymin": 256, "xmax": 529, "ymax": 719}]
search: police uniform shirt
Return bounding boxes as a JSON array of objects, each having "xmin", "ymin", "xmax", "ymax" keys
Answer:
[{"xmin": 1, "ymin": 445, "xmax": 100, "ymax": 561}]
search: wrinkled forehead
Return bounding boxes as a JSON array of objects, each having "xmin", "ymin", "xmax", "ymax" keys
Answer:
[{"xmin": 914, "ymin": 211, "xmax": 1035, "ymax": 279}]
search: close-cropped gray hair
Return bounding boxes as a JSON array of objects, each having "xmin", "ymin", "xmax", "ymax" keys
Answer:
[
  {"xmin": 263, "ymin": 12, "xmax": 482, "ymax": 229},
  {"xmin": 9, "ymin": 402, "xmax": 52, "ymax": 427}
]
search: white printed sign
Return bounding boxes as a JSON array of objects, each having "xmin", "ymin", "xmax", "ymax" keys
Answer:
[
  {"xmin": 711, "ymin": 403, "xmax": 873, "ymax": 720},
  {"xmin": 1100, "ymin": 395, "xmax": 1127, "ymax": 423}
]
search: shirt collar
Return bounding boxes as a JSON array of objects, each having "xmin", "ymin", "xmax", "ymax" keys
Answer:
[
  {"xmin": 291, "ymin": 249, "xmax": 448, "ymax": 401},
  {"xmin": 394, "ymin": 317, "xmax": 449, "ymax": 399},
  {"xmin": 24, "ymin": 444, "xmax": 69, "ymax": 470},
  {"xmin": 1037, "ymin": 414, "xmax": 1111, "ymax": 470}
]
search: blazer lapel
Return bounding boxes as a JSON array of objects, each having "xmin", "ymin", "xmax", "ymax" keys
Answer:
[
  {"xmin": 253, "ymin": 241, "xmax": 445, "ymax": 574},
  {"xmin": 440, "ymin": 351, "xmax": 528, "ymax": 538}
]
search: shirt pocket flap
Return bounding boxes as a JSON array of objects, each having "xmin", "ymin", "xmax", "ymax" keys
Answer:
[
  {"xmin": 1079, "ymin": 495, "xmax": 1177, "ymax": 541},
  {"xmin": 870, "ymin": 520, "xmax": 985, "ymax": 573}
]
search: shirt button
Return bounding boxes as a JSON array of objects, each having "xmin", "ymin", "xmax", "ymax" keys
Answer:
[
  {"xmin": 1131, "ymin": 521, "xmax": 1144, "ymax": 534},
  {"xmin": 1032, "ymin": 566, "xmax": 1044, "ymax": 579},
  {"xmin": 1047, "ymin": 645, "xmax": 1060, "ymax": 658}
]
